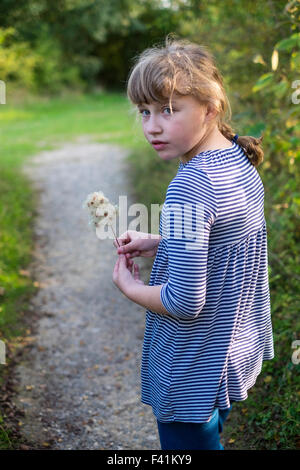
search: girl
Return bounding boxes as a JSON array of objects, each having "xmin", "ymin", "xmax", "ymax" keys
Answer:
[{"xmin": 112, "ymin": 36, "xmax": 274, "ymax": 450}]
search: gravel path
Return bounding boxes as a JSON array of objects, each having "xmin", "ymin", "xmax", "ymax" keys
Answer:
[{"xmin": 13, "ymin": 137, "xmax": 160, "ymax": 450}]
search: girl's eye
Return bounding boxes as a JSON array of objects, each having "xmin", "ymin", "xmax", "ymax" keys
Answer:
[
  {"xmin": 139, "ymin": 109, "xmax": 150, "ymax": 116},
  {"xmin": 163, "ymin": 107, "xmax": 172, "ymax": 114}
]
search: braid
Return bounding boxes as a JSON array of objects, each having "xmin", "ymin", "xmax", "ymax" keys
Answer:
[{"xmin": 218, "ymin": 122, "xmax": 264, "ymax": 168}]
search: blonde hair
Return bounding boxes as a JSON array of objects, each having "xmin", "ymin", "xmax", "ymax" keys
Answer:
[{"xmin": 127, "ymin": 36, "xmax": 264, "ymax": 167}]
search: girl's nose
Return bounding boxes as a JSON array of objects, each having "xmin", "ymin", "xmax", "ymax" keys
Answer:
[{"xmin": 146, "ymin": 116, "xmax": 163, "ymax": 135}]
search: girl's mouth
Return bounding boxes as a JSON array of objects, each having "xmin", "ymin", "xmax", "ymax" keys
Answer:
[{"xmin": 152, "ymin": 141, "xmax": 168, "ymax": 150}]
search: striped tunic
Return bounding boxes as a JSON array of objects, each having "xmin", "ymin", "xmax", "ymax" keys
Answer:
[{"xmin": 141, "ymin": 140, "xmax": 274, "ymax": 423}]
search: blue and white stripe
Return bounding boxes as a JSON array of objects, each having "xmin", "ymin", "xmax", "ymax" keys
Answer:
[{"xmin": 141, "ymin": 141, "xmax": 274, "ymax": 423}]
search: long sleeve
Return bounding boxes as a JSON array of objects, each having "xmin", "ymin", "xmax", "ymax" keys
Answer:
[{"xmin": 160, "ymin": 168, "xmax": 218, "ymax": 320}]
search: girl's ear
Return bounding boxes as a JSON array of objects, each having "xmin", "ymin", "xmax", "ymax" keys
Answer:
[{"xmin": 205, "ymin": 104, "xmax": 218, "ymax": 121}]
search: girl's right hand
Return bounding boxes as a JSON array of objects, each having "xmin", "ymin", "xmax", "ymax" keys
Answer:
[{"xmin": 113, "ymin": 230, "xmax": 162, "ymax": 259}]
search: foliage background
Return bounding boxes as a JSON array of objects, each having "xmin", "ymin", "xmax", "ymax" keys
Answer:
[{"xmin": 0, "ymin": 0, "xmax": 299, "ymax": 450}]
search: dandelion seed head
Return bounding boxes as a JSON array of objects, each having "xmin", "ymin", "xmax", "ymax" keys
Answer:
[{"xmin": 83, "ymin": 190, "xmax": 118, "ymax": 236}]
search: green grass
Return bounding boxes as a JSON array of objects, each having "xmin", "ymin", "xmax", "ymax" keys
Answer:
[
  {"xmin": 0, "ymin": 90, "xmax": 146, "ymax": 336},
  {"xmin": 0, "ymin": 89, "xmax": 147, "ymax": 167},
  {"xmin": 0, "ymin": 413, "xmax": 13, "ymax": 449},
  {"xmin": 0, "ymin": 89, "xmax": 148, "ymax": 448}
]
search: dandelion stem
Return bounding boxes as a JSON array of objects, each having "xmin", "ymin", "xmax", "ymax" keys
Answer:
[{"xmin": 109, "ymin": 222, "xmax": 120, "ymax": 247}]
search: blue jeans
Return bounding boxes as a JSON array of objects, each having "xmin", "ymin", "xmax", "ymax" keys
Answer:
[{"xmin": 156, "ymin": 405, "xmax": 232, "ymax": 450}]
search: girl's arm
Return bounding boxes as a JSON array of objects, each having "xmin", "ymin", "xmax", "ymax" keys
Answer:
[
  {"xmin": 113, "ymin": 251, "xmax": 170, "ymax": 316},
  {"xmin": 125, "ymin": 283, "xmax": 170, "ymax": 316},
  {"xmin": 158, "ymin": 169, "xmax": 218, "ymax": 320}
]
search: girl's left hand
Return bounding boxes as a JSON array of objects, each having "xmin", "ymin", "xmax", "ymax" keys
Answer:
[{"xmin": 113, "ymin": 253, "xmax": 144, "ymax": 295}]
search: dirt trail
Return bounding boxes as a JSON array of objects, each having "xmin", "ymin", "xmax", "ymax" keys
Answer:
[{"xmin": 12, "ymin": 137, "xmax": 160, "ymax": 450}]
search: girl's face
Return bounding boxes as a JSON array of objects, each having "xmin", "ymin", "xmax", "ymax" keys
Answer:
[{"xmin": 138, "ymin": 94, "xmax": 214, "ymax": 162}]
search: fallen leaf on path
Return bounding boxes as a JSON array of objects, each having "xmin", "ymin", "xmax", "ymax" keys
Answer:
[
  {"xmin": 19, "ymin": 270, "xmax": 31, "ymax": 277},
  {"xmin": 33, "ymin": 281, "xmax": 48, "ymax": 288},
  {"xmin": 20, "ymin": 444, "xmax": 31, "ymax": 450},
  {"xmin": 123, "ymin": 353, "xmax": 132, "ymax": 361},
  {"xmin": 23, "ymin": 336, "xmax": 36, "ymax": 344}
]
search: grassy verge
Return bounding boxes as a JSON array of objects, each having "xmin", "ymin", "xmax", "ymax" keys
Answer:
[{"xmin": 0, "ymin": 89, "xmax": 144, "ymax": 448}]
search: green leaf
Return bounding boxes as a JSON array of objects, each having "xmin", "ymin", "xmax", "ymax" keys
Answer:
[
  {"xmin": 252, "ymin": 73, "xmax": 274, "ymax": 92},
  {"xmin": 275, "ymin": 33, "xmax": 300, "ymax": 52}
]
